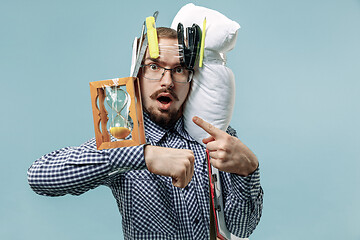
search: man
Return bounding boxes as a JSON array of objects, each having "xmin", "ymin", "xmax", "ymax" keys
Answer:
[{"xmin": 28, "ymin": 27, "xmax": 263, "ymax": 239}]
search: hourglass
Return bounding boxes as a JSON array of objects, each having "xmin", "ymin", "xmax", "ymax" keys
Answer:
[
  {"xmin": 89, "ymin": 77, "xmax": 146, "ymax": 150},
  {"xmin": 105, "ymin": 86, "xmax": 131, "ymax": 140}
]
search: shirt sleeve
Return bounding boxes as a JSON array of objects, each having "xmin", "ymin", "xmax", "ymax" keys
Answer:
[
  {"xmin": 27, "ymin": 138, "xmax": 147, "ymax": 197},
  {"xmin": 220, "ymin": 126, "xmax": 264, "ymax": 238}
]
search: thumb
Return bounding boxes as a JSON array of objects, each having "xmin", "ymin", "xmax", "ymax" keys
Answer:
[{"xmin": 202, "ymin": 136, "xmax": 215, "ymax": 144}]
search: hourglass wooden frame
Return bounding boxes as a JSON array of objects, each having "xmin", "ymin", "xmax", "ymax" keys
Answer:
[{"xmin": 89, "ymin": 77, "xmax": 146, "ymax": 150}]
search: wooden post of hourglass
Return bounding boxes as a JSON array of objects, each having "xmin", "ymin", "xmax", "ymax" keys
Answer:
[{"xmin": 89, "ymin": 77, "xmax": 146, "ymax": 150}]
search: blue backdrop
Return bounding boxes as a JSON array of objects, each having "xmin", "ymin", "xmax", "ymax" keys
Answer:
[{"xmin": 1, "ymin": 0, "xmax": 359, "ymax": 239}]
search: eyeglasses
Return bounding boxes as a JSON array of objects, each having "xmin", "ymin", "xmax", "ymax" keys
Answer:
[{"xmin": 141, "ymin": 64, "xmax": 193, "ymax": 83}]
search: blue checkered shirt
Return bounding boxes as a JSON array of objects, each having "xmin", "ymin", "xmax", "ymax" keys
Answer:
[{"xmin": 28, "ymin": 113, "xmax": 263, "ymax": 239}]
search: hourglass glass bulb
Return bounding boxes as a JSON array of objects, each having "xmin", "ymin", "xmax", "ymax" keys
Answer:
[
  {"xmin": 105, "ymin": 86, "xmax": 132, "ymax": 140},
  {"xmin": 110, "ymin": 128, "xmax": 130, "ymax": 139}
]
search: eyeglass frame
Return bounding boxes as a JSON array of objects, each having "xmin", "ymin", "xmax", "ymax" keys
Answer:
[{"xmin": 140, "ymin": 64, "xmax": 194, "ymax": 83}]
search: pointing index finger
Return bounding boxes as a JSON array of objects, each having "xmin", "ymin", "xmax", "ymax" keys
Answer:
[{"xmin": 192, "ymin": 116, "xmax": 222, "ymax": 138}]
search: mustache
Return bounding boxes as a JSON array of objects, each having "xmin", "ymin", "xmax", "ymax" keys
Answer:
[{"xmin": 150, "ymin": 88, "xmax": 179, "ymax": 101}]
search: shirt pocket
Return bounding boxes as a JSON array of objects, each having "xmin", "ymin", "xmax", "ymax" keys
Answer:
[{"xmin": 129, "ymin": 174, "xmax": 179, "ymax": 235}]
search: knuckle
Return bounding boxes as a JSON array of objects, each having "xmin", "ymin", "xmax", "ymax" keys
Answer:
[
  {"xmin": 218, "ymin": 151, "xmax": 226, "ymax": 160},
  {"xmin": 189, "ymin": 154, "xmax": 195, "ymax": 163},
  {"xmin": 186, "ymin": 151, "xmax": 195, "ymax": 162},
  {"xmin": 215, "ymin": 161, "xmax": 224, "ymax": 170},
  {"xmin": 207, "ymin": 123, "xmax": 214, "ymax": 132},
  {"xmin": 219, "ymin": 143, "xmax": 227, "ymax": 151},
  {"xmin": 211, "ymin": 158, "xmax": 225, "ymax": 170},
  {"xmin": 222, "ymin": 140, "xmax": 232, "ymax": 152},
  {"xmin": 179, "ymin": 166, "xmax": 187, "ymax": 176},
  {"xmin": 224, "ymin": 135, "xmax": 233, "ymax": 142},
  {"xmin": 183, "ymin": 160, "xmax": 190, "ymax": 168}
]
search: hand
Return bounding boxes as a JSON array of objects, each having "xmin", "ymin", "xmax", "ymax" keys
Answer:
[
  {"xmin": 192, "ymin": 116, "xmax": 258, "ymax": 176},
  {"xmin": 144, "ymin": 145, "xmax": 195, "ymax": 188}
]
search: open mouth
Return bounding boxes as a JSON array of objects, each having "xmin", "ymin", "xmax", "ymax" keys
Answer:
[
  {"xmin": 157, "ymin": 96, "xmax": 172, "ymax": 104},
  {"xmin": 156, "ymin": 94, "xmax": 173, "ymax": 111}
]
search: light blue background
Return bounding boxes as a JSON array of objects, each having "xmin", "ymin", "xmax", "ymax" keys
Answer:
[{"xmin": 1, "ymin": 0, "xmax": 359, "ymax": 239}]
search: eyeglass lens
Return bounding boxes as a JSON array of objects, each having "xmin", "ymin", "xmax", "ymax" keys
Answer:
[{"xmin": 142, "ymin": 65, "xmax": 191, "ymax": 83}]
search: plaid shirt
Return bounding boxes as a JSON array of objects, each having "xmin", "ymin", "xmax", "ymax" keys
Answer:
[{"xmin": 28, "ymin": 113, "xmax": 263, "ymax": 239}]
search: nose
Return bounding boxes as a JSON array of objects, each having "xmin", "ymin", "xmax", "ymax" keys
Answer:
[{"xmin": 160, "ymin": 69, "xmax": 174, "ymax": 88}]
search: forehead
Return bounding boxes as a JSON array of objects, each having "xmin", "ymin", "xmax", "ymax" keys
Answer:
[{"xmin": 144, "ymin": 38, "xmax": 180, "ymax": 65}]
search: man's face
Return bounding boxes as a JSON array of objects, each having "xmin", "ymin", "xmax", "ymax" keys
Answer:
[{"xmin": 139, "ymin": 38, "xmax": 190, "ymax": 128}]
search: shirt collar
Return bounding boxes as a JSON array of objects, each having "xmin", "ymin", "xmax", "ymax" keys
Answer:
[{"xmin": 143, "ymin": 112, "xmax": 196, "ymax": 144}]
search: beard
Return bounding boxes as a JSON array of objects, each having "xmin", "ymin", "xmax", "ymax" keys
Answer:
[
  {"xmin": 144, "ymin": 105, "xmax": 183, "ymax": 129},
  {"xmin": 143, "ymin": 87, "xmax": 188, "ymax": 129}
]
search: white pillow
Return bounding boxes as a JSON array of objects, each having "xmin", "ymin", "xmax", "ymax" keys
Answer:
[{"xmin": 170, "ymin": 3, "xmax": 240, "ymax": 146}]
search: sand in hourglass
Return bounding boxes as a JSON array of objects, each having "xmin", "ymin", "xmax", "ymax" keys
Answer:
[{"xmin": 110, "ymin": 127, "xmax": 131, "ymax": 139}]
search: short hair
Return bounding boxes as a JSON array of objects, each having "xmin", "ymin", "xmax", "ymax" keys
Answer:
[{"xmin": 156, "ymin": 27, "xmax": 177, "ymax": 39}]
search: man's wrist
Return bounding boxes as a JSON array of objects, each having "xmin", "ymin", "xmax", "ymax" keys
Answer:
[{"xmin": 234, "ymin": 154, "xmax": 259, "ymax": 177}]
